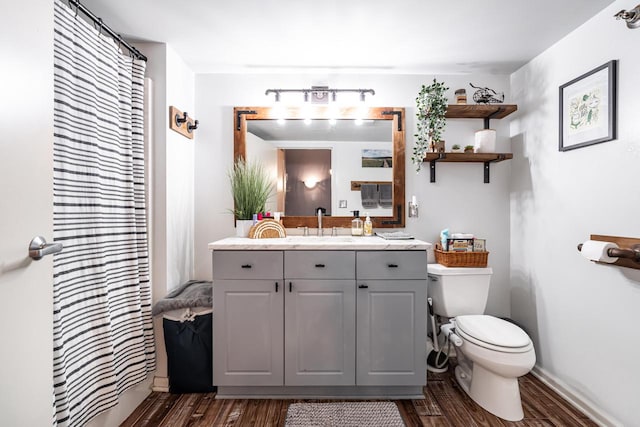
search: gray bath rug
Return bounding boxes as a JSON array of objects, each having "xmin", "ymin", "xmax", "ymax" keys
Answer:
[{"xmin": 285, "ymin": 401, "xmax": 406, "ymax": 427}]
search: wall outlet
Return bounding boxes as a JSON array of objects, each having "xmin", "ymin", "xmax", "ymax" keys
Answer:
[{"xmin": 339, "ymin": 200, "xmax": 347, "ymax": 208}]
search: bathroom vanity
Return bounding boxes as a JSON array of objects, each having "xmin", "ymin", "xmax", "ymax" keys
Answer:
[{"xmin": 208, "ymin": 236, "xmax": 431, "ymax": 399}]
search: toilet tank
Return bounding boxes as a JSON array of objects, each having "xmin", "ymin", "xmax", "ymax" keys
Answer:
[{"xmin": 427, "ymin": 263, "xmax": 493, "ymax": 318}]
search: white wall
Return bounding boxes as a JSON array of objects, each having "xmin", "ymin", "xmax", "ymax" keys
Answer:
[
  {"xmin": 128, "ymin": 42, "xmax": 195, "ymax": 398},
  {"xmin": 0, "ymin": 0, "xmax": 53, "ymax": 425},
  {"xmin": 510, "ymin": 2, "xmax": 640, "ymax": 425},
  {"xmin": 194, "ymin": 73, "xmax": 512, "ymax": 316}
]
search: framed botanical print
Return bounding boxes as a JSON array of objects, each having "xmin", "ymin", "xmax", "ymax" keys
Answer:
[{"xmin": 559, "ymin": 60, "xmax": 617, "ymax": 151}]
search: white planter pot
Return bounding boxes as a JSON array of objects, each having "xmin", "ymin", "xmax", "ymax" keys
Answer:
[
  {"xmin": 474, "ymin": 129, "xmax": 497, "ymax": 153},
  {"xmin": 235, "ymin": 219, "xmax": 254, "ymax": 237}
]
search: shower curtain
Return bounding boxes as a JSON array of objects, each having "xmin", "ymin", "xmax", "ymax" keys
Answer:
[{"xmin": 52, "ymin": 1, "xmax": 155, "ymax": 425}]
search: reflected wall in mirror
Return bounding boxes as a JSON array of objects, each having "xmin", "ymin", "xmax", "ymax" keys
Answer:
[{"xmin": 234, "ymin": 106, "xmax": 405, "ymax": 229}]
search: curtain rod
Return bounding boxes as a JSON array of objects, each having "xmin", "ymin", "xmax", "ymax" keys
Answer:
[{"xmin": 67, "ymin": 0, "xmax": 147, "ymax": 61}]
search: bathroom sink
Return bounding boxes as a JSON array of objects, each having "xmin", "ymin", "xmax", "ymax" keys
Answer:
[{"xmin": 285, "ymin": 236, "xmax": 355, "ymax": 243}]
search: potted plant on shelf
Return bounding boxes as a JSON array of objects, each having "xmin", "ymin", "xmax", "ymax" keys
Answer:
[
  {"xmin": 451, "ymin": 144, "xmax": 462, "ymax": 153},
  {"xmin": 464, "ymin": 145, "xmax": 475, "ymax": 153},
  {"xmin": 228, "ymin": 158, "xmax": 274, "ymax": 237},
  {"xmin": 413, "ymin": 78, "xmax": 449, "ymax": 172}
]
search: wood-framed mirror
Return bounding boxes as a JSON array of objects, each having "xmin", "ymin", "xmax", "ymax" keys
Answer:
[{"xmin": 234, "ymin": 106, "xmax": 405, "ymax": 229}]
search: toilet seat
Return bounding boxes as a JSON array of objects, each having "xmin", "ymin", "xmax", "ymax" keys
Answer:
[{"xmin": 456, "ymin": 315, "xmax": 532, "ymax": 353}]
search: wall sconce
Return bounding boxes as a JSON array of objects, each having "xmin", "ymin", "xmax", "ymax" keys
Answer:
[
  {"xmin": 303, "ymin": 178, "xmax": 318, "ymax": 189},
  {"xmin": 614, "ymin": 4, "xmax": 640, "ymax": 28}
]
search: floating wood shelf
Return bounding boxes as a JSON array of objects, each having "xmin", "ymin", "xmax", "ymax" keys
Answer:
[
  {"xmin": 445, "ymin": 104, "xmax": 517, "ymax": 129},
  {"xmin": 423, "ymin": 152, "xmax": 513, "ymax": 183}
]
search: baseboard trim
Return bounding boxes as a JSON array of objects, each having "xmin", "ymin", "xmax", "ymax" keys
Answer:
[
  {"xmin": 152, "ymin": 376, "xmax": 169, "ymax": 393},
  {"xmin": 530, "ymin": 366, "xmax": 621, "ymax": 427}
]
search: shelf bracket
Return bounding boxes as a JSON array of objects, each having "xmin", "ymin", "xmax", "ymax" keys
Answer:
[
  {"xmin": 382, "ymin": 110, "xmax": 402, "ymax": 131},
  {"xmin": 429, "ymin": 153, "xmax": 446, "ymax": 183},
  {"xmin": 483, "ymin": 154, "xmax": 506, "ymax": 183},
  {"xmin": 236, "ymin": 109, "xmax": 257, "ymax": 131},
  {"xmin": 483, "ymin": 107, "xmax": 505, "ymax": 129}
]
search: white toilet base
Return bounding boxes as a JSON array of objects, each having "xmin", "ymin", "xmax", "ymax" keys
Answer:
[{"xmin": 455, "ymin": 363, "xmax": 524, "ymax": 421}]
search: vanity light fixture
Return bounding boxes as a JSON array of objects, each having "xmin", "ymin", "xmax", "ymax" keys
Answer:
[
  {"xmin": 265, "ymin": 87, "xmax": 375, "ymax": 106},
  {"xmin": 615, "ymin": 4, "xmax": 640, "ymax": 28}
]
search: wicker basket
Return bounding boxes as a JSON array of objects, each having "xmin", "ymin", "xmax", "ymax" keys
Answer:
[{"xmin": 434, "ymin": 243, "xmax": 488, "ymax": 267}]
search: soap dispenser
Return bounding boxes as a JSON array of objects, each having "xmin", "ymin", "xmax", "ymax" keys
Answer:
[
  {"xmin": 363, "ymin": 213, "xmax": 373, "ymax": 236},
  {"xmin": 351, "ymin": 210, "xmax": 363, "ymax": 236}
]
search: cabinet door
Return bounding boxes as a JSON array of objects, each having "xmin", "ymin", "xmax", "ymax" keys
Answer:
[
  {"xmin": 284, "ymin": 279, "xmax": 355, "ymax": 386},
  {"xmin": 213, "ymin": 280, "xmax": 283, "ymax": 386},
  {"xmin": 356, "ymin": 280, "xmax": 427, "ymax": 386}
]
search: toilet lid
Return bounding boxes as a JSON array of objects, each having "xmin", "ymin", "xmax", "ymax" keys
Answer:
[{"xmin": 455, "ymin": 315, "xmax": 531, "ymax": 349}]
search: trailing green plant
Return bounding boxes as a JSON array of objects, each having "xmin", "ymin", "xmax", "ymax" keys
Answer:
[
  {"xmin": 413, "ymin": 79, "xmax": 449, "ymax": 172},
  {"xmin": 228, "ymin": 158, "xmax": 274, "ymax": 220}
]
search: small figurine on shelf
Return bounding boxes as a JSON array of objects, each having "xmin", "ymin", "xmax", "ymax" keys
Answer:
[
  {"xmin": 455, "ymin": 89, "xmax": 467, "ymax": 104},
  {"xmin": 469, "ymin": 83, "xmax": 504, "ymax": 104}
]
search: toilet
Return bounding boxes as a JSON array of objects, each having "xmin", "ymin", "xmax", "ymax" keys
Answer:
[{"xmin": 428, "ymin": 264, "xmax": 536, "ymax": 421}]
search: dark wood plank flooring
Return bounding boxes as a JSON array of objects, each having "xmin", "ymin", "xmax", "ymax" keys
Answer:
[{"xmin": 121, "ymin": 363, "xmax": 597, "ymax": 426}]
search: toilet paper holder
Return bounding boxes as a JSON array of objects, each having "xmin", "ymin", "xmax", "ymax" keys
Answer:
[
  {"xmin": 577, "ymin": 234, "xmax": 640, "ymax": 269},
  {"xmin": 577, "ymin": 243, "xmax": 640, "ymax": 262}
]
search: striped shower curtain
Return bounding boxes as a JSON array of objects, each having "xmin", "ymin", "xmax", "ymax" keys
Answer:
[{"xmin": 52, "ymin": 1, "xmax": 155, "ymax": 425}]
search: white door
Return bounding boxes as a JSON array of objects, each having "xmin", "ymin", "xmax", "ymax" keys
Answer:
[{"xmin": 0, "ymin": 1, "xmax": 54, "ymax": 425}]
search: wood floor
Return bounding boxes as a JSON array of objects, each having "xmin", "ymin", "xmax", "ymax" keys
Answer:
[{"xmin": 121, "ymin": 363, "xmax": 597, "ymax": 427}]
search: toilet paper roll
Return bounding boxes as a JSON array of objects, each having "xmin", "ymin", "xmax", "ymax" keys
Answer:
[{"xmin": 580, "ymin": 240, "xmax": 619, "ymax": 263}]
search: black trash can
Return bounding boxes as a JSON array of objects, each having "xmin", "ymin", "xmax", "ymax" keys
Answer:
[{"xmin": 163, "ymin": 309, "xmax": 216, "ymax": 393}]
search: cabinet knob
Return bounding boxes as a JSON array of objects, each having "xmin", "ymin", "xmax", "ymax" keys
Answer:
[
  {"xmin": 289, "ymin": 281, "xmax": 292, "ymax": 292},
  {"xmin": 315, "ymin": 263, "xmax": 325, "ymax": 268},
  {"xmin": 358, "ymin": 284, "xmax": 369, "ymax": 289},
  {"xmin": 387, "ymin": 263, "xmax": 398, "ymax": 268}
]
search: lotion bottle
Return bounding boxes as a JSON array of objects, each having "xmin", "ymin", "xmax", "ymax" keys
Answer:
[
  {"xmin": 351, "ymin": 210, "xmax": 363, "ymax": 236},
  {"xmin": 363, "ymin": 213, "xmax": 373, "ymax": 236}
]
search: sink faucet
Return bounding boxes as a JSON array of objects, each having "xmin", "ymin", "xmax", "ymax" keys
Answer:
[{"xmin": 316, "ymin": 207, "xmax": 324, "ymax": 236}]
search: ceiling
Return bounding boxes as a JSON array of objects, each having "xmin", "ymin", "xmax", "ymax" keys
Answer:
[{"xmin": 80, "ymin": 0, "xmax": 614, "ymax": 75}]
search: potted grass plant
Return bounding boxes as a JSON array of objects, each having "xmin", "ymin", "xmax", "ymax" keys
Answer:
[
  {"xmin": 413, "ymin": 78, "xmax": 449, "ymax": 172},
  {"xmin": 228, "ymin": 158, "xmax": 274, "ymax": 237}
]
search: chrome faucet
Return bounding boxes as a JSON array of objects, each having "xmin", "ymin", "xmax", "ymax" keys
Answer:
[{"xmin": 317, "ymin": 208, "xmax": 323, "ymax": 236}]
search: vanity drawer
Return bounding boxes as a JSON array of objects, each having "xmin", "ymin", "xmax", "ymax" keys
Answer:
[
  {"xmin": 213, "ymin": 250, "xmax": 283, "ymax": 280},
  {"xmin": 356, "ymin": 251, "xmax": 427, "ymax": 280},
  {"xmin": 285, "ymin": 251, "xmax": 355, "ymax": 279}
]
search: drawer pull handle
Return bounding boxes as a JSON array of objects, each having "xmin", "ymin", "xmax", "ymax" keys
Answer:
[
  {"xmin": 275, "ymin": 282, "xmax": 279, "ymax": 292},
  {"xmin": 315, "ymin": 263, "xmax": 325, "ymax": 268},
  {"xmin": 241, "ymin": 264, "xmax": 252, "ymax": 269},
  {"xmin": 358, "ymin": 284, "xmax": 369, "ymax": 289},
  {"xmin": 289, "ymin": 282, "xmax": 293, "ymax": 292},
  {"xmin": 387, "ymin": 263, "xmax": 399, "ymax": 268}
]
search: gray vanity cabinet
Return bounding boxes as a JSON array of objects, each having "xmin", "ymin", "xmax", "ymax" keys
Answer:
[
  {"xmin": 211, "ymin": 247, "xmax": 428, "ymax": 394},
  {"xmin": 284, "ymin": 251, "xmax": 356, "ymax": 386},
  {"xmin": 355, "ymin": 251, "xmax": 427, "ymax": 386},
  {"xmin": 212, "ymin": 251, "xmax": 284, "ymax": 386}
]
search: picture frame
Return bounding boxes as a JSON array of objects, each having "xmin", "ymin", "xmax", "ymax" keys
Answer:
[
  {"xmin": 361, "ymin": 149, "xmax": 392, "ymax": 168},
  {"xmin": 559, "ymin": 60, "xmax": 617, "ymax": 151}
]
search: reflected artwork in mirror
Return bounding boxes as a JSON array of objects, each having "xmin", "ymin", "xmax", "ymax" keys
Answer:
[{"xmin": 234, "ymin": 106, "xmax": 405, "ymax": 229}]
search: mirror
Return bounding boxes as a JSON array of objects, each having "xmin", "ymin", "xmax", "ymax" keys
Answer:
[{"xmin": 234, "ymin": 106, "xmax": 405, "ymax": 229}]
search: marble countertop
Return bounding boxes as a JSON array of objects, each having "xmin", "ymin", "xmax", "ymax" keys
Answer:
[{"xmin": 208, "ymin": 235, "xmax": 432, "ymax": 251}]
